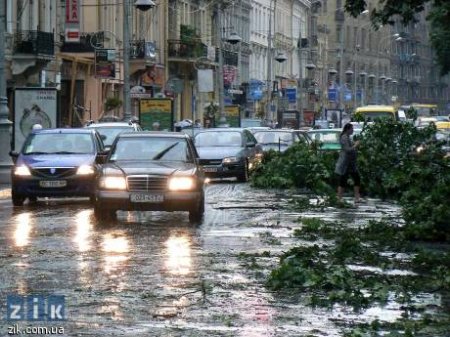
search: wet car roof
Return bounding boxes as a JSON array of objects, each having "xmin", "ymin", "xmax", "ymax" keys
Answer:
[
  {"xmin": 117, "ymin": 131, "xmax": 190, "ymax": 138},
  {"xmin": 87, "ymin": 122, "xmax": 135, "ymax": 127},
  {"xmin": 32, "ymin": 128, "xmax": 94, "ymax": 135},
  {"xmin": 196, "ymin": 128, "xmax": 245, "ymax": 132}
]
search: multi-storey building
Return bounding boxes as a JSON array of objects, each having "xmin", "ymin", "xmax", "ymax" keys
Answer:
[
  {"xmin": 3, "ymin": 0, "xmax": 449, "ymax": 128},
  {"xmin": 4, "ymin": 0, "xmax": 167, "ymax": 125},
  {"xmin": 163, "ymin": 0, "xmax": 253, "ymax": 123},
  {"xmin": 316, "ymin": 0, "xmax": 450, "ymax": 112},
  {"xmin": 249, "ymin": 0, "xmax": 311, "ymax": 119},
  {"xmin": 5, "ymin": 0, "xmax": 57, "ymax": 110}
]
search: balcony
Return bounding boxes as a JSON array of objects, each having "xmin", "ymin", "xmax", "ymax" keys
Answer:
[
  {"xmin": 60, "ymin": 32, "xmax": 105, "ymax": 53},
  {"xmin": 168, "ymin": 39, "xmax": 208, "ymax": 60},
  {"xmin": 14, "ymin": 30, "xmax": 54, "ymax": 58}
]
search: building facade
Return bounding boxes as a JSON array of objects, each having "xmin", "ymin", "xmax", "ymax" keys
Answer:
[
  {"xmin": 316, "ymin": 0, "xmax": 450, "ymax": 113},
  {"xmin": 3, "ymin": 0, "xmax": 449, "ymax": 129},
  {"xmin": 249, "ymin": 0, "xmax": 311, "ymax": 120}
]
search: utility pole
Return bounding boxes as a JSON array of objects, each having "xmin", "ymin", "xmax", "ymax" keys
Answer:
[
  {"xmin": 0, "ymin": 0, "xmax": 13, "ymax": 183},
  {"xmin": 266, "ymin": 0, "xmax": 275, "ymax": 122},
  {"xmin": 216, "ymin": 5, "xmax": 227, "ymax": 126},
  {"xmin": 338, "ymin": 22, "xmax": 345, "ymax": 114},
  {"xmin": 123, "ymin": 0, "xmax": 132, "ymax": 121}
]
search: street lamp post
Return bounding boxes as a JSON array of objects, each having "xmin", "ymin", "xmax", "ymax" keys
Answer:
[
  {"xmin": 216, "ymin": 5, "xmax": 227, "ymax": 126},
  {"xmin": 123, "ymin": 0, "xmax": 155, "ymax": 121},
  {"xmin": 215, "ymin": 6, "xmax": 242, "ymax": 127},
  {"xmin": 373, "ymin": 33, "xmax": 401, "ymax": 104},
  {"xmin": 352, "ymin": 11, "xmax": 369, "ymax": 109},
  {"xmin": 266, "ymin": 0, "xmax": 276, "ymax": 122},
  {"xmin": 0, "ymin": 0, "xmax": 13, "ymax": 183}
]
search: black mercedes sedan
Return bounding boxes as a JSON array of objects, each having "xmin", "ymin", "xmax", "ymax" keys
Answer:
[
  {"xmin": 194, "ymin": 128, "xmax": 263, "ymax": 182},
  {"xmin": 94, "ymin": 132, "xmax": 205, "ymax": 222}
]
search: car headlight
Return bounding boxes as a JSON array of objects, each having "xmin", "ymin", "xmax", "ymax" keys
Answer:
[
  {"xmin": 168, "ymin": 177, "xmax": 195, "ymax": 191},
  {"xmin": 416, "ymin": 145, "xmax": 425, "ymax": 153},
  {"xmin": 14, "ymin": 165, "xmax": 31, "ymax": 176},
  {"xmin": 222, "ymin": 156, "xmax": 239, "ymax": 164},
  {"xmin": 100, "ymin": 176, "xmax": 127, "ymax": 190},
  {"xmin": 77, "ymin": 165, "xmax": 95, "ymax": 175}
]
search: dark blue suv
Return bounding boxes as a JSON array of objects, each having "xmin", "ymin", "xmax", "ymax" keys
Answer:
[{"xmin": 10, "ymin": 128, "xmax": 107, "ymax": 206}]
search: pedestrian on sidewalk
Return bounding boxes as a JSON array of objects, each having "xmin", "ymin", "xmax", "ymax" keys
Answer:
[{"xmin": 335, "ymin": 123, "xmax": 363, "ymax": 203}]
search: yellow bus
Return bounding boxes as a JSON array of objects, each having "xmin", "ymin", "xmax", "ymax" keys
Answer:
[{"xmin": 354, "ymin": 105, "xmax": 398, "ymax": 121}]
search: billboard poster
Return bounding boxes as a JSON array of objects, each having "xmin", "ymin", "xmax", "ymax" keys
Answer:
[
  {"xmin": 95, "ymin": 49, "xmax": 116, "ymax": 79},
  {"xmin": 14, "ymin": 88, "xmax": 58, "ymax": 150},
  {"xmin": 224, "ymin": 105, "xmax": 240, "ymax": 127},
  {"xmin": 140, "ymin": 99, "xmax": 173, "ymax": 131}
]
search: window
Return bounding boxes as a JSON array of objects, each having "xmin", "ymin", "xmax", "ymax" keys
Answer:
[
  {"xmin": 361, "ymin": 28, "xmax": 366, "ymax": 50},
  {"xmin": 346, "ymin": 26, "xmax": 351, "ymax": 48},
  {"xmin": 336, "ymin": 26, "xmax": 342, "ymax": 43}
]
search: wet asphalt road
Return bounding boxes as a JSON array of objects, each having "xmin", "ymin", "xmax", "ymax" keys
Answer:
[{"xmin": 0, "ymin": 181, "xmax": 409, "ymax": 336}]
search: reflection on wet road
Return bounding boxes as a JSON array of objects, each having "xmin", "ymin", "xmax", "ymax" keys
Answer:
[{"xmin": 0, "ymin": 182, "xmax": 443, "ymax": 336}]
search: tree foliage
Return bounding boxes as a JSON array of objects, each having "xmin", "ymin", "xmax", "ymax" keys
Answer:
[{"xmin": 344, "ymin": 0, "xmax": 450, "ymax": 76}]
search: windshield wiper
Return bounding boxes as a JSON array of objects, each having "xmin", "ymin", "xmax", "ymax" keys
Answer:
[
  {"xmin": 152, "ymin": 142, "xmax": 180, "ymax": 160},
  {"xmin": 24, "ymin": 151, "xmax": 49, "ymax": 155},
  {"xmin": 262, "ymin": 141, "xmax": 290, "ymax": 145},
  {"xmin": 50, "ymin": 151, "xmax": 82, "ymax": 154}
]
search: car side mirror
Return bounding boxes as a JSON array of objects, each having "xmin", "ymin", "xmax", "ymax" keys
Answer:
[
  {"xmin": 9, "ymin": 151, "xmax": 19, "ymax": 164},
  {"xmin": 246, "ymin": 142, "xmax": 256, "ymax": 148},
  {"xmin": 100, "ymin": 134, "xmax": 107, "ymax": 141},
  {"xmin": 96, "ymin": 150, "xmax": 109, "ymax": 164}
]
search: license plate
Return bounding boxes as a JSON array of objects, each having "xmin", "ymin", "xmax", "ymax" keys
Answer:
[
  {"xmin": 130, "ymin": 193, "xmax": 164, "ymax": 203},
  {"xmin": 39, "ymin": 180, "xmax": 67, "ymax": 188},
  {"xmin": 203, "ymin": 167, "xmax": 218, "ymax": 173}
]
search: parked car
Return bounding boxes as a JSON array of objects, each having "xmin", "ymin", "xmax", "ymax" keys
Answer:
[
  {"xmin": 10, "ymin": 128, "xmax": 107, "ymax": 206},
  {"xmin": 252, "ymin": 129, "xmax": 308, "ymax": 152},
  {"xmin": 95, "ymin": 132, "xmax": 205, "ymax": 222},
  {"xmin": 307, "ymin": 129, "xmax": 342, "ymax": 151},
  {"xmin": 194, "ymin": 128, "xmax": 263, "ymax": 182},
  {"xmin": 86, "ymin": 121, "xmax": 142, "ymax": 149}
]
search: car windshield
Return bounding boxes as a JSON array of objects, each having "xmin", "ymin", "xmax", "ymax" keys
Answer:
[
  {"xmin": 195, "ymin": 131, "xmax": 242, "ymax": 147},
  {"xmin": 91, "ymin": 126, "xmax": 133, "ymax": 146},
  {"xmin": 436, "ymin": 131, "xmax": 450, "ymax": 142},
  {"xmin": 110, "ymin": 137, "xmax": 190, "ymax": 161},
  {"xmin": 254, "ymin": 131, "xmax": 293, "ymax": 145},
  {"xmin": 362, "ymin": 112, "xmax": 395, "ymax": 121},
  {"xmin": 308, "ymin": 131, "xmax": 340, "ymax": 143},
  {"xmin": 23, "ymin": 133, "xmax": 94, "ymax": 154}
]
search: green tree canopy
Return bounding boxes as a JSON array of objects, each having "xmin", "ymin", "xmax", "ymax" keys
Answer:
[{"xmin": 344, "ymin": 0, "xmax": 450, "ymax": 76}]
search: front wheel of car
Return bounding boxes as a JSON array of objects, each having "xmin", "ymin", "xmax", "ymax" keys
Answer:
[
  {"xmin": 12, "ymin": 189, "xmax": 25, "ymax": 206},
  {"xmin": 236, "ymin": 160, "xmax": 249, "ymax": 182},
  {"xmin": 189, "ymin": 194, "xmax": 205, "ymax": 223}
]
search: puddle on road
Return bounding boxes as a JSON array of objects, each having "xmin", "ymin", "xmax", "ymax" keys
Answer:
[{"xmin": 0, "ymin": 183, "xmax": 448, "ymax": 336}]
